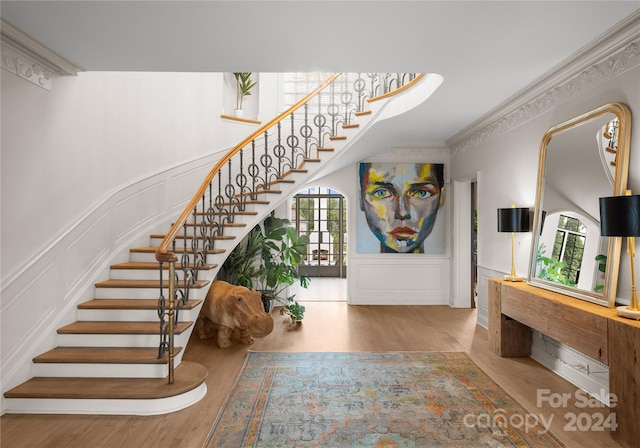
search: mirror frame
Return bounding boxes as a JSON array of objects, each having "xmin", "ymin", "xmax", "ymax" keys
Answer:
[{"xmin": 528, "ymin": 102, "xmax": 632, "ymax": 307}]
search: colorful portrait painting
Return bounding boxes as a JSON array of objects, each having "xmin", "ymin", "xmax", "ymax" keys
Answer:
[{"xmin": 357, "ymin": 162, "xmax": 446, "ymax": 254}]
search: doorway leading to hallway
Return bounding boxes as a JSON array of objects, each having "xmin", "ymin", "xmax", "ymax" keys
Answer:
[
  {"xmin": 291, "ymin": 187, "xmax": 347, "ymax": 278},
  {"xmin": 290, "ymin": 187, "xmax": 348, "ymax": 302}
]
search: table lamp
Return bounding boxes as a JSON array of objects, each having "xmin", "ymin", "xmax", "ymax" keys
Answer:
[
  {"xmin": 497, "ymin": 205, "xmax": 531, "ymax": 282},
  {"xmin": 599, "ymin": 191, "xmax": 640, "ymax": 319}
]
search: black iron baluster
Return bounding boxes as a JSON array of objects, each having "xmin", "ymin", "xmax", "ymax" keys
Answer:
[
  {"xmin": 157, "ymin": 262, "xmax": 168, "ymax": 359},
  {"xmin": 273, "ymin": 121, "xmax": 285, "ymax": 181}
]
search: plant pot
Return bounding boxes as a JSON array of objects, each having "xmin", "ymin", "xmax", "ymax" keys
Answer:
[
  {"xmin": 234, "ymin": 108, "xmax": 244, "ymax": 118},
  {"xmin": 258, "ymin": 289, "xmax": 275, "ymax": 313}
]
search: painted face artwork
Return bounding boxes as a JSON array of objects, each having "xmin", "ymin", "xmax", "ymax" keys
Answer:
[{"xmin": 359, "ymin": 163, "xmax": 445, "ymax": 253}]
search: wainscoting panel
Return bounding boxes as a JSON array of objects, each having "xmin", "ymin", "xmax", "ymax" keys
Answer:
[
  {"xmin": 531, "ymin": 331, "xmax": 611, "ymax": 404},
  {"xmin": 169, "ymin": 164, "xmax": 213, "ymax": 209},
  {"xmin": 1, "ymin": 258, "xmax": 58, "ymax": 371},
  {"xmin": 349, "ymin": 258, "xmax": 450, "ymax": 305},
  {"xmin": 475, "ymin": 266, "xmax": 505, "ymax": 329},
  {"xmin": 115, "ymin": 182, "xmax": 165, "ymax": 243},
  {"xmin": 65, "ymin": 211, "xmax": 111, "ymax": 291}
]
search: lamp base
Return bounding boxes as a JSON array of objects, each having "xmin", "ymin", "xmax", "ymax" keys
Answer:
[
  {"xmin": 503, "ymin": 275, "xmax": 525, "ymax": 282},
  {"xmin": 616, "ymin": 305, "xmax": 640, "ymax": 320}
]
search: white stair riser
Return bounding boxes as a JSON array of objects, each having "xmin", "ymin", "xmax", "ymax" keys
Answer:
[
  {"xmin": 130, "ymin": 252, "xmax": 165, "ymax": 263},
  {"xmin": 56, "ymin": 332, "xmax": 192, "ymax": 348},
  {"xmin": 77, "ymin": 308, "xmax": 200, "ymax": 322},
  {"xmin": 32, "ymin": 354, "xmax": 184, "ymax": 378},
  {"xmin": 3, "ymin": 383, "xmax": 207, "ymax": 416},
  {"xmin": 109, "ymin": 268, "xmax": 218, "ymax": 281},
  {"xmin": 110, "ymin": 269, "xmax": 167, "ymax": 281},
  {"xmin": 94, "ymin": 287, "xmax": 209, "ymax": 300},
  {"xmin": 130, "ymin": 250, "xmax": 231, "ymax": 263}
]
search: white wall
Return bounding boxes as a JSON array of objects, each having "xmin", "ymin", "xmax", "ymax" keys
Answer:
[
  {"xmin": 305, "ymin": 146, "xmax": 452, "ymax": 305},
  {"xmin": 451, "ymin": 28, "xmax": 640, "ymax": 399},
  {"xmin": 454, "ymin": 63, "xmax": 640, "ymax": 324},
  {"xmin": 1, "ymin": 70, "xmax": 269, "ymax": 281}
]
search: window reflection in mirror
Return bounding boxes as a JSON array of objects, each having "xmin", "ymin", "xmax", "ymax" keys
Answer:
[{"xmin": 535, "ymin": 211, "xmax": 604, "ymax": 291}]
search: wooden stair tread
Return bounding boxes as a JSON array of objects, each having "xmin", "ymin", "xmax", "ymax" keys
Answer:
[
  {"xmin": 130, "ymin": 246, "xmax": 226, "ymax": 255},
  {"xmin": 33, "ymin": 346, "xmax": 182, "ymax": 364},
  {"xmin": 343, "ymin": 123, "xmax": 359, "ymax": 129},
  {"xmin": 180, "ymin": 222, "xmax": 252, "ymax": 228},
  {"xmin": 110, "ymin": 261, "xmax": 217, "ymax": 270},
  {"xmin": 191, "ymin": 210, "xmax": 258, "ymax": 216},
  {"xmin": 317, "ymin": 147, "xmax": 335, "ymax": 152},
  {"xmin": 78, "ymin": 298, "xmax": 201, "ymax": 310},
  {"xmin": 3, "ymin": 361, "xmax": 207, "ymax": 400},
  {"xmin": 329, "ymin": 135, "xmax": 347, "ymax": 140},
  {"xmin": 236, "ymin": 189, "xmax": 282, "ymax": 197},
  {"xmin": 355, "ymin": 110, "xmax": 372, "ymax": 116},
  {"xmin": 95, "ymin": 279, "xmax": 209, "ymax": 289},
  {"xmin": 149, "ymin": 233, "xmax": 236, "ymax": 241},
  {"xmin": 58, "ymin": 321, "xmax": 193, "ymax": 334}
]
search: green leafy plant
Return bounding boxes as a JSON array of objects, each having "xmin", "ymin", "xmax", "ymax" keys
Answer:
[
  {"xmin": 594, "ymin": 254, "xmax": 607, "ymax": 291},
  {"xmin": 219, "ymin": 212, "xmax": 310, "ymax": 321},
  {"xmin": 233, "ymin": 72, "xmax": 256, "ymax": 110},
  {"xmin": 535, "ymin": 243, "xmax": 575, "ymax": 286},
  {"xmin": 254, "ymin": 213, "xmax": 310, "ymax": 321},
  {"xmin": 217, "ymin": 224, "xmax": 264, "ymax": 289}
]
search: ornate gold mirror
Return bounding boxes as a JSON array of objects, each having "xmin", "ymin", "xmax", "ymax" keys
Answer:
[{"xmin": 528, "ymin": 102, "xmax": 632, "ymax": 306}]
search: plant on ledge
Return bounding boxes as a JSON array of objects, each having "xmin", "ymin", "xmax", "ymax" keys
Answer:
[{"xmin": 233, "ymin": 72, "xmax": 256, "ymax": 116}]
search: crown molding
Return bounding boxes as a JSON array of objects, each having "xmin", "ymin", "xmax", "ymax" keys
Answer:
[
  {"xmin": 449, "ymin": 10, "xmax": 640, "ymax": 158},
  {"xmin": 1, "ymin": 18, "xmax": 84, "ymax": 91}
]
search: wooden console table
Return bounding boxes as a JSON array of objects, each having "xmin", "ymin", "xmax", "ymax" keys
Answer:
[{"xmin": 488, "ymin": 278, "xmax": 640, "ymax": 447}]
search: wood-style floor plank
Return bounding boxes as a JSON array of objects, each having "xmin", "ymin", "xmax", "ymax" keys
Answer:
[{"xmin": 1, "ymin": 303, "xmax": 620, "ymax": 448}]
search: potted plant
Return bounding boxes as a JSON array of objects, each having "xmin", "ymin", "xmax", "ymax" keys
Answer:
[
  {"xmin": 233, "ymin": 72, "xmax": 256, "ymax": 118},
  {"xmin": 218, "ymin": 212, "xmax": 310, "ymax": 321},
  {"xmin": 253, "ymin": 213, "xmax": 310, "ymax": 321}
]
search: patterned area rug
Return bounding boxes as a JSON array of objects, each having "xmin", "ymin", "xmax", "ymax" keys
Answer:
[{"xmin": 204, "ymin": 351, "xmax": 564, "ymax": 447}]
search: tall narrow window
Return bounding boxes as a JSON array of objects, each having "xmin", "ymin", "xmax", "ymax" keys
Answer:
[{"xmin": 552, "ymin": 215, "xmax": 586, "ymax": 284}]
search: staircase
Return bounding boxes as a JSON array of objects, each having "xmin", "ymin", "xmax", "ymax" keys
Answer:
[{"xmin": 3, "ymin": 73, "xmax": 440, "ymax": 415}]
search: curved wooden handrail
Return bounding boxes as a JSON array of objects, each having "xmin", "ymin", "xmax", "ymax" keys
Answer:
[
  {"xmin": 155, "ymin": 73, "xmax": 342, "ymax": 263},
  {"xmin": 155, "ymin": 72, "xmax": 427, "ymax": 263},
  {"xmin": 368, "ymin": 73, "xmax": 425, "ymax": 103}
]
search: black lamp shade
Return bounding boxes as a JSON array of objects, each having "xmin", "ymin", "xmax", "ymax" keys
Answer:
[
  {"xmin": 497, "ymin": 207, "xmax": 531, "ymax": 233},
  {"xmin": 599, "ymin": 195, "xmax": 640, "ymax": 237}
]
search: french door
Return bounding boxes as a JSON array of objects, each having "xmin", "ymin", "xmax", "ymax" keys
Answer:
[{"xmin": 292, "ymin": 188, "xmax": 347, "ymax": 278}]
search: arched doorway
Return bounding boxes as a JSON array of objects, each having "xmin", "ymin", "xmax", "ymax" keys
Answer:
[{"xmin": 291, "ymin": 187, "xmax": 347, "ymax": 278}]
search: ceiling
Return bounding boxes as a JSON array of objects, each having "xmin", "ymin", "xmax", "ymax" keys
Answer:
[{"xmin": 2, "ymin": 1, "xmax": 639, "ymax": 152}]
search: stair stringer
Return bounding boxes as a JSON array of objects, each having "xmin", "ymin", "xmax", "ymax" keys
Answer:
[{"xmin": 2, "ymin": 73, "xmax": 438, "ymax": 415}]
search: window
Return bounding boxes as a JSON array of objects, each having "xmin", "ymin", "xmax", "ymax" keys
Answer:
[
  {"xmin": 552, "ymin": 215, "xmax": 586, "ymax": 284},
  {"xmin": 282, "ymin": 73, "xmax": 333, "ymax": 108}
]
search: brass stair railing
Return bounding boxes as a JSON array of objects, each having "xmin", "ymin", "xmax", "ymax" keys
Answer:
[{"xmin": 155, "ymin": 72, "xmax": 423, "ymax": 383}]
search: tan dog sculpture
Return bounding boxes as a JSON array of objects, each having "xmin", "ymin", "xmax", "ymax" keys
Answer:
[{"xmin": 196, "ymin": 280, "xmax": 274, "ymax": 348}]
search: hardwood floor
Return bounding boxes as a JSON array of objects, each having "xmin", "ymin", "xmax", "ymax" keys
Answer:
[{"xmin": 1, "ymin": 303, "xmax": 620, "ymax": 448}]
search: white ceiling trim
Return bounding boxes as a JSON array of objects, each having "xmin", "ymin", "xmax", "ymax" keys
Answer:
[
  {"xmin": 448, "ymin": 10, "xmax": 640, "ymax": 158},
  {"xmin": 1, "ymin": 18, "xmax": 84, "ymax": 90}
]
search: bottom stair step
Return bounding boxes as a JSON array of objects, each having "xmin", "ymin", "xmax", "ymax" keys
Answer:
[{"xmin": 4, "ymin": 361, "xmax": 207, "ymax": 400}]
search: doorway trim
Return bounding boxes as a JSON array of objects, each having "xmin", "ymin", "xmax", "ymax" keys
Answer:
[{"xmin": 452, "ymin": 176, "xmax": 477, "ymax": 308}]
